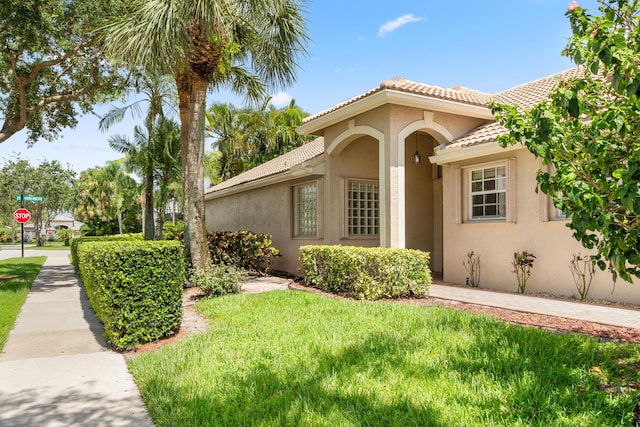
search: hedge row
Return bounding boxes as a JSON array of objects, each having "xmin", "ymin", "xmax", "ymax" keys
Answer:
[
  {"xmin": 70, "ymin": 233, "xmax": 142, "ymax": 268},
  {"xmin": 299, "ymin": 245, "xmax": 431, "ymax": 300},
  {"xmin": 77, "ymin": 239, "xmax": 184, "ymax": 350}
]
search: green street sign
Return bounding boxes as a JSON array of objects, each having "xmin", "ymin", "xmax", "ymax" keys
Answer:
[{"xmin": 16, "ymin": 195, "xmax": 43, "ymax": 202}]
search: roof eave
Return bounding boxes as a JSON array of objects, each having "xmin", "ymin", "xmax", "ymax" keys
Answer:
[
  {"xmin": 430, "ymin": 141, "xmax": 524, "ymax": 165},
  {"xmin": 298, "ymin": 89, "xmax": 494, "ymax": 135},
  {"xmin": 205, "ymin": 159, "xmax": 325, "ymax": 201}
]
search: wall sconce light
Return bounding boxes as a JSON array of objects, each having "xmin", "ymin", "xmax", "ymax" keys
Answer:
[{"xmin": 413, "ymin": 133, "xmax": 421, "ymax": 164}]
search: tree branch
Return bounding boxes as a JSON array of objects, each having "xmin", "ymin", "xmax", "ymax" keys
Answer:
[
  {"xmin": 25, "ymin": 42, "xmax": 94, "ymax": 82},
  {"xmin": 30, "ymin": 67, "xmax": 112, "ymax": 111}
]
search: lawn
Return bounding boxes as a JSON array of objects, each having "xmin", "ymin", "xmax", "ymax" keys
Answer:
[
  {"xmin": 128, "ymin": 291, "xmax": 640, "ymax": 426},
  {"xmin": 26, "ymin": 241, "xmax": 71, "ymax": 250},
  {"xmin": 0, "ymin": 256, "xmax": 46, "ymax": 350}
]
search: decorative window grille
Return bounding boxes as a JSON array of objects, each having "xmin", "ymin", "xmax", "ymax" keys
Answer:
[{"xmin": 347, "ymin": 181, "xmax": 379, "ymax": 236}]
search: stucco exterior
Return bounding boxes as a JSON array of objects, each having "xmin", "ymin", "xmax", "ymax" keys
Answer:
[
  {"xmin": 437, "ymin": 145, "xmax": 640, "ymax": 305},
  {"xmin": 204, "ymin": 70, "xmax": 640, "ymax": 305}
]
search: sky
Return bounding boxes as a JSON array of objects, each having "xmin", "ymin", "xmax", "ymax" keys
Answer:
[{"xmin": 0, "ymin": 0, "xmax": 602, "ymax": 174}]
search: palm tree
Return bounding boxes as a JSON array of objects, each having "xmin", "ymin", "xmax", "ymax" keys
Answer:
[
  {"xmin": 152, "ymin": 118, "xmax": 182, "ymax": 239},
  {"xmin": 99, "ymin": 0, "xmax": 308, "ymax": 270},
  {"xmin": 108, "ymin": 126, "xmax": 150, "ymax": 234},
  {"xmin": 205, "ymin": 103, "xmax": 252, "ymax": 181},
  {"xmin": 73, "ymin": 161, "xmax": 137, "ymax": 234},
  {"xmin": 99, "ymin": 73, "xmax": 176, "ymax": 240},
  {"xmin": 109, "ymin": 117, "xmax": 182, "ymax": 239},
  {"xmin": 205, "ymin": 98, "xmax": 310, "ymax": 181}
]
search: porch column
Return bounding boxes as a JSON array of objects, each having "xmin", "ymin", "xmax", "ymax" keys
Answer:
[{"xmin": 386, "ymin": 131, "xmax": 402, "ymax": 248}]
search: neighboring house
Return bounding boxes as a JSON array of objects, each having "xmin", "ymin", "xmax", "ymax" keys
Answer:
[
  {"xmin": 205, "ymin": 68, "xmax": 640, "ymax": 304},
  {"xmin": 23, "ymin": 214, "xmax": 84, "ymax": 241}
]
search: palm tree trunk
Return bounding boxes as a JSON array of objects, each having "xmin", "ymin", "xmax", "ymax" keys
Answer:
[
  {"xmin": 144, "ymin": 169, "xmax": 155, "ymax": 240},
  {"xmin": 177, "ymin": 71, "xmax": 210, "ymax": 270},
  {"xmin": 155, "ymin": 190, "xmax": 166, "ymax": 240},
  {"xmin": 117, "ymin": 210, "xmax": 123, "ymax": 234}
]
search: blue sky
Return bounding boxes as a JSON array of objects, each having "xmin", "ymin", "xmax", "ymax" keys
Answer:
[{"xmin": 1, "ymin": 0, "xmax": 601, "ymax": 173}]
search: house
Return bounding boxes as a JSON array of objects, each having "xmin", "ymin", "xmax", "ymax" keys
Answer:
[
  {"xmin": 23, "ymin": 214, "xmax": 83, "ymax": 241},
  {"xmin": 204, "ymin": 68, "xmax": 640, "ymax": 305}
]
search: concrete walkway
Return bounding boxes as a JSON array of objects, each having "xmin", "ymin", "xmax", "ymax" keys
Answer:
[
  {"xmin": 0, "ymin": 250, "xmax": 152, "ymax": 427},
  {"xmin": 430, "ymin": 282, "xmax": 640, "ymax": 329}
]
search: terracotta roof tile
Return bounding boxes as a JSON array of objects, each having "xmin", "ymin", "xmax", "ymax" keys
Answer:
[
  {"xmin": 206, "ymin": 137, "xmax": 325, "ymax": 193},
  {"xmin": 302, "ymin": 78, "xmax": 493, "ymax": 124},
  {"xmin": 445, "ymin": 122, "xmax": 507, "ymax": 150},
  {"xmin": 442, "ymin": 67, "xmax": 585, "ymax": 151},
  {"xmin": 492, "ymin": 67, "xmax": 584, "ymax": 109}
]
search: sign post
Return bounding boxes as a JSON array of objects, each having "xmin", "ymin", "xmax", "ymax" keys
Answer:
[
  {"xmin": 14, "ymin": 208, "xmax": 31, "ymax": 258},
  {"xmin": 14, "ymin": 195, "xmax": 40, "ymax": 258}
]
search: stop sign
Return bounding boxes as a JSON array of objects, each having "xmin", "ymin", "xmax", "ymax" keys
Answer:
[{"xmin": 14, "ymin": 208, "xmax": 31, "ymax": 223}]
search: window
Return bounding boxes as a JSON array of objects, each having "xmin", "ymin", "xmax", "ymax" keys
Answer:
[
  {"xmin": 470, "ymin": 165, "xmax": 507, "ymax": 220},
  {"xmin": 539, "ymin": 164, "xmax": 569, "ymax": 222},
  {"xmin": 347, "ymin": 180, "xmax": 379, "ymax": 236},
  {"xmin": 293, "ymin": 182, "xmax": 318, "ymax": 237}
]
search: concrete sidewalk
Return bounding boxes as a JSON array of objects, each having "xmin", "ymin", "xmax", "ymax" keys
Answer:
[
  {"xmin": 0, "ymin": 252, "xmax": 152, "ymax": 427},
  {"xmin": 429, "ymin": 282, "xmax": 640, "ymax": 329}
]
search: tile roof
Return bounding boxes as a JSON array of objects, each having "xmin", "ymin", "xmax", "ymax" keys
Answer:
[
  {"xmin": 492, "ymin": 67, "xmax": 584, "ymax": 109},
  {"xmin": 302, "ymin": 77, "xmax": 493, "ymax": 124},
  {"xmin": 206, "ymin": 137, "xmax": 325, "ymax": 193},
  {"xmin": 442, "ymin": 67, "xmax": 585, "ymax": 151},
  {"xmin": 445, "ymin": 121, "xmax": 507, "ymax": 150},
  {"xmin": 208, "ymin": 67, "xmax": 585, "ymax": 191}
]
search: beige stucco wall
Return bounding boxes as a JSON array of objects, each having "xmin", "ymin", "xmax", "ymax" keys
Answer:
[
  {"xmin": 325, "ymin": 135, "xmax": 380, "ymax": 248},
  {"xmin": 440, "ymin": 145, "xmax": 640, "ymax": 305},
  {"xmin": 205, "ymin": 177, "xmax": 326, "ymax": 274},
  {"xmin": 205, "ymin": 136, "xmax": 382, "ymax": 275}
]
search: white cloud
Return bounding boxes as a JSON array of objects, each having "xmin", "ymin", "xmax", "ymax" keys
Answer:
[
  {"xmin": 377, "ymin": 14, "xmax": 423, "ymax": 38},
  {"xmin": 269, "ymin": 91, "xmax": 293, "ymax": 108}
]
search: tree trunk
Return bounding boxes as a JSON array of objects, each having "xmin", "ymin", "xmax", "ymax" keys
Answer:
[
  {"xmin": 155, "ymin": 197, "xmax": 165, "ymax": 240},
  {"xmin": 177, "ymin": 71, "xmax": 210, "ymax": 271},
  {"xmin": 117, "ymin": 210, "xmax": 123, "ymax": 235},
  {"xmin": 143, "ymin": 170, "xmax": 154, "ymax": 240}
]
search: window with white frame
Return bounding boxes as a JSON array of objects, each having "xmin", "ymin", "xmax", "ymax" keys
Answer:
[
  {"xmin": 293, "ymin": 182, "xmax": 318, "ymax": 237},
  {"xmin": 539, "ymin": 164, "xmax": 569, "ymax": 221},
  {"xmin": 347, "ymin": 180, "xmax": 379, "ymax": 236},
  {"xmin": 470, "ymin": 165, "xmax": 507, "ymax": 220},
  {"xmin": 553, "ymin": 198, "xmax": 569, "ymax": 220}
]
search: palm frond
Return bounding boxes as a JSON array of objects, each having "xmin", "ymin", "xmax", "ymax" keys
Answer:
[{"xmin": 99, "ymin": 101, "xmax": 145, "ymax": 132}]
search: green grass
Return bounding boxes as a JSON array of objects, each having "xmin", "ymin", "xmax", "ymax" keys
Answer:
[
  {"xmin": 0, "ymin": 256, "xmax": 46, "ymax": 350},
  {"xmin": 128, "ymin": 291, "xmax": 640, "ymax": 426},
  {"xmin": 26, "ymin": 241, "xmax": 71, "ymax": 250}
]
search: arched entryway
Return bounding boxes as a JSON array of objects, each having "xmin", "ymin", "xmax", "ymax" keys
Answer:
[{"xmin": 403, "ymin": 131, "xmax": 443, "ymax": 273}]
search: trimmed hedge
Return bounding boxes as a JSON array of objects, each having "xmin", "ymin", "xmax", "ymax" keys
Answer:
[
  {"xmin": 70, "ymin": 233, "xmax": 142, "ymax": 268},
  {"xmin": 206, "ymin": 231, "xmax": 280, "ymax": 272},
  {"xmin": 77, "ymin": 240, "xmax": 184, "ymax": 350},
  {"xmin": 299, "ymin": 245, "xmax": 431, "ymax": 300}
]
